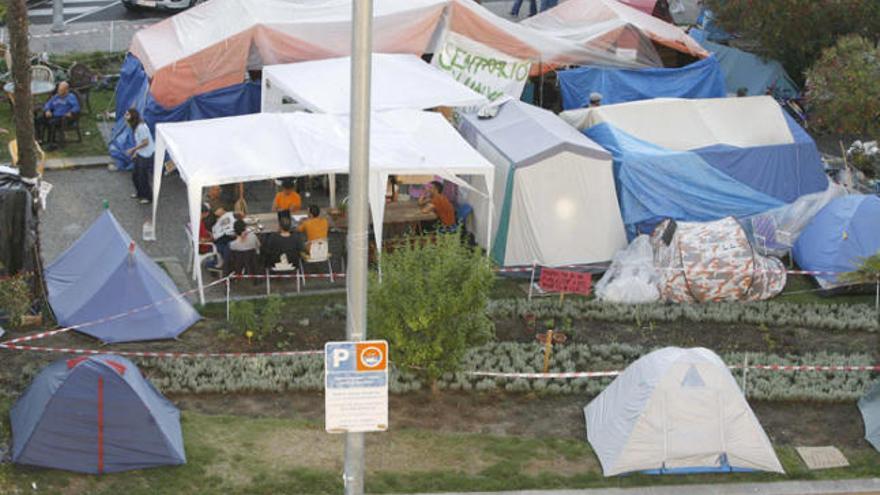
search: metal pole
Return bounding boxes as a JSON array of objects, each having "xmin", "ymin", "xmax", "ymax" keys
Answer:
[
  {"xmin": 344, "ymin": 0, "xmax": 372, "ymax": 492},
  {"xmin": 51, "ymin": 0, "xmax": 65, "ymax": 33}
]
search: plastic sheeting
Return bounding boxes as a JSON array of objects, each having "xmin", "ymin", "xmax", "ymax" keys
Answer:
[
  {"xmin": 585, "ymin": 347, "xmax": 784, "ymax": 476},
  {"xmin": 651, "ymin": 217, "xmax": 786, "ymax": 303},
  {"xmin": 585, "ymin": 123, "xmax": 784, "ymax": 235},
  {"xmin": 595, "ymin": 235, "xmax": 659, "ymax": 303},
  {"xmin": 557, "ymin": 56, "xmax": 725, "ymax": 109},
  {"xmin": 702, "ymin": 40, "xmax": 799, "ymax": 98},
  {"xmin": 261, "ymin": 54, "xmax": 486, "ymax": 113},
  {"xmin": 0, "ymin": 170, "xmax": 36, "ymax": 276},
  {"xmin": 793, "ymin": 194, "xmax": 880, "ymax": 288},
  {"xmin": 45, "ymin": 211, "xmax": 200, "ymax": 343},
  {"xmin": 111, "ymin": 54, "xmax": 261, "ymax": 171},
  {"xmin": 11, "ymin": 355, "xmax": 185, "ymax": 474}
]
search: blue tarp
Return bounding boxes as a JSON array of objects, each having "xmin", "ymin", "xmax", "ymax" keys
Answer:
[
  {"xmin": 585, "ymin": 123, "xmax": 785, "ymax": 236},
  {"xmin": 45, "ymin": 210, "xmax": 200, "ymax": 343},
  {"xmin": 558, "ymin": 56, "xmax": 726, "ymax": 109},
  {"xmin": 110, "ymin": 54, "xmax": 261, "ymax": 171},
  {"xmin": 11, "ymin": 355, "xmax": 185, "ymax": 474},
  {"xmin": 700, "ymin": 39, "xmax": 799, "ymax": 98},
  {"xmin": 691, "ymin": 9, "xmax": 733, "ymax": 43},
  {"xmin": 793, "ymin": 195, "xmax": 880, "ymax": 284}
]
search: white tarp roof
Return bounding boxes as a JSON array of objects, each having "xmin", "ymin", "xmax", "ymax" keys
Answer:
[
  {"xmin": 150, "ymin": 110, "xmax": 494, "ymax": 300},
  {"xmin": 262, "ymin": 53, "xmax": 487, "ymax": 113},
  {"xmin": 560, "ymin": 96, "xmax": 795, "ymax": 150},
  {"xmin": 585, "ymin": 347, "xmax": 784, "ymax": 476}
]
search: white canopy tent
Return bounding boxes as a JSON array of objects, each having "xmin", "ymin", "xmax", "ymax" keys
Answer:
[
  {"xmin": 261, "ymin": 53, "xmax": 487, "ymax": 113},
  {"xmin": 151, "ymin": 110, "xmax": 494, "ymax": 302}
]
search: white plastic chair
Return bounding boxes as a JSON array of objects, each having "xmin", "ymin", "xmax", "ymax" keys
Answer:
[
  {"xmin": 298, "ymin": 238, "xmax": 333, "ymax": 286},
  {"xmin": 266, "ymin": 253, "xmax": 300, "ymax": 294},
  {"xmin": 184, "ymin": 224, "xmax": 220, "ymax": 280},
  {"xmin": 30, "ymin": 65, "xmax": 54, "ymax": 83}
]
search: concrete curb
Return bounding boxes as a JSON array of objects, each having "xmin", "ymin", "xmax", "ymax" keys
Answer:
[
  {"xmin": 44, "ymin": 155, "xmax": 112, "ymax": 170},
  {"xmin": 406, "ymin": 478, "xmax": 880, "ymax": 495}
]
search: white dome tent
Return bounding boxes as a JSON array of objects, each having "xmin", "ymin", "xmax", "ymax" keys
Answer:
[{"xmin": 585, "ymin": 347, "xmax": 783, "ymax": 476}]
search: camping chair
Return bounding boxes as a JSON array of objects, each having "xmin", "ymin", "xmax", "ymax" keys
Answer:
[
  {"xmin": 298, "ymin": 238, "xmax": 333, "ymax": 286},
  {"xmin": 265, "ymin": 253, "xmax": 300, "ymax": 295},
  {"xmin": 751, "ymin": 215, "xmax": 793, "ymax": 267},
  {"xmin": 68, "ymin": 62, "xmax": 96, "ymax": 113},
  {"xmin": 8, "ymin": 139, "xmax": 46, "ymax": 175},
  {"xmin": 184, "ymin": 224, "xmax": 220, "ymax": 280},
  {"xmin": 56, "ymin": 110, "xmax": 83, "ymax": 146}
]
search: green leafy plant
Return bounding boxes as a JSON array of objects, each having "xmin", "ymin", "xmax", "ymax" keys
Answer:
[
  {"xmin": 261, "ymin": 295, "xmax": 284, "ymax": 335},
  {"xmin": 840, "ymin": 252, "xmax": 880, "ymax": 286},
  {"xmin": 705, "ymin": 0, "xmax": 880, "ymax": 86},
  {"xmin": 229, "ymin": 300, "xmax": 258, "ymax": 340},
  {"xmin": 806, "ymin": 35, "xmax": 880, "ymax": 137},
  {"xmin": 0, "ymin": 274, "xmax": 31, "ymax": 327},
  {"xmin": 368, "ymin": 233, "xmax": 495, "ymax": 388}
]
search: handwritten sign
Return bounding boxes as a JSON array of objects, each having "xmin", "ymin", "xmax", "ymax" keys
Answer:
[
  {"xmin": 432, "ymin": 32, "xmax": 531, "ymax": 102},
  {"xmin": 539, "ymin": 268, "xmax": 592, "ymax": 296}
]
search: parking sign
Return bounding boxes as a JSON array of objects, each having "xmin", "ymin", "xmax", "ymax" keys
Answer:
[{"xmin": 324, "ymin": 340, "xmax": 389, "ymax": 433}]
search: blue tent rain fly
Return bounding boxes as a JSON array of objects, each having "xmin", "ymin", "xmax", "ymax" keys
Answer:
[
  {"xmin": 11, "ymin": 355, "xmax": 186, "ymax": 474},
  {"xmin": 558, "ymin": 56, "xmax": 726, "ymax": 109},
  {"xmin": 701, "ymin": 40, "xmax": 799, "ymax": 99},
  {"xmin": 793, "ymin": 194, "xmax": 880, "ymax": 287},
  {"xmin": 45, "ymin": 210, "xmax": 200, "ymax": 343}
]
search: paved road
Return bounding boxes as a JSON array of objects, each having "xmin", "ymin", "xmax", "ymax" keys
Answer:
[{"xmin": 27, "ymin": 0, "xmax": 167, "ymax": 26}]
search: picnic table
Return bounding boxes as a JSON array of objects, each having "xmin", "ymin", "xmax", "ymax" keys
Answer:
[{"xmin": 244, "ymin": 201, "xmax": 436, "ymax": 235}]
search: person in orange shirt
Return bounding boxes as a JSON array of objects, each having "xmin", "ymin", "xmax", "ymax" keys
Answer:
[
  {"xmin": 272, "ymin": 179, "xmax": 302, "ymax": 213},
  {"xmin": 297, "ymin": 204, "xmax": 329, "ymax": 247},
  {"xmin": 419, "ymin": 181, "xmax": 456, "ymax": 228}
]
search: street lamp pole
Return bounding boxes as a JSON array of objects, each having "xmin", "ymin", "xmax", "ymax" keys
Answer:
[
  {"xmin": 51, "ymin": 0, "xmax": 65, "ymax": 33},
  {"xmin": 344, "ymin": 0, "xmax": 372, "ymax": 493}
]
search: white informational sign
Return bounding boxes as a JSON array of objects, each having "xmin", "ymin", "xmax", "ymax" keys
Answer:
[
  {"xmin": 432, "ymin": 32, "xmax": 531, "ymax": 102},
  {"xmin": 325, "ymin": 340, "xmax": 389, "ymax": 433}
]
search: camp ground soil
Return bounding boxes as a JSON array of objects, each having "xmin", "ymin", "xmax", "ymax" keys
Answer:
[{"xmin": 2, "ymin": 291, "xmax": 880, "ymax": 493}]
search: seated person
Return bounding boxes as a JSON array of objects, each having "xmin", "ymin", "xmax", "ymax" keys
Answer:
[
  {"xmin": 385, "ymin": 175, "xmax": 399, "ymax": 203},
  {"xmin": 211, "ymin": 207, "xmax": 238, "ymax": 267},
  {"xmin": 198, "ymin": 203, "xmax": 214, "ymax": 254},
  {"xmin": 418, "ymin": 181, "xmax": 456, "ymax": 229},
  {"xmin": 227, "ymin": 219, "xmax": 260, "ymax": 275},
  {"xmin": 272, "ymin": 178, "xmax": 302, "ymax": 213},
  {"xmin": 297, "ymin": 205, "xmax": 329, "ymax": 257},
  {"xmin": 262, "ymin": 216, "xmax": 303, "ymax": 270},
  {"xmin": 34, "ymin": 81, "xmax": 80, "ymax": 146}
]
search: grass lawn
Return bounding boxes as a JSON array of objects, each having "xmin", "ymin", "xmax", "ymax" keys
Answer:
[{"xmin": 0, "ymin": 411, "xmax": 878, "ymax": 495}]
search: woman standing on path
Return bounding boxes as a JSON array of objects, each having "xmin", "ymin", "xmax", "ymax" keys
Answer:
[{"xmin": 125, "ymin": 108, "xmax": 155, "ymax": 205}]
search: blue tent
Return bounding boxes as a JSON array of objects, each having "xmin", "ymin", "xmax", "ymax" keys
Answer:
[
  {"xmin": 45, "ymin": 210, "xmax": 200, "ymax": 343},
  {"xmin": 558, "ymin": 56, "xmax": 726, "ymax": 109},
  {"xmin": 11, "ymin": 355, "xmax": 185, "ymax": 474},
  {"xmin": 700, "ymin": 40, "xmax": 799, "ymax": 99},
  {"xmin": 859, "ymin": 381, "xmax": 880, "ymax": 453},
  {"xmin": 110, "ymin": 54, "xmax": 261, "ymax": 170},
  {"xmin": 572, "ymin": 97, "xmax": 828, "ymax": 236},
  {"xmin": 793, "ymin": 195, "xmax": 880, "ymax": 286}
]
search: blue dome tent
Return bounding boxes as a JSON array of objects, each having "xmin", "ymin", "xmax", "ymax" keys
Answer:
[
  {"xmin": 793, "ymin": 195, "xmax": 880, "ymax": 288},
  {"xmin": 11, "ymin": 355, "xmax": 186, "ymax": 474},
  {"xmin": 45, "ymin": 210, "xmax": 200, "ymax": 343}
]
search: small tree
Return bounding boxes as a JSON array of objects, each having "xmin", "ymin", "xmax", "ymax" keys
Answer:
[
  {"xmin": 368, "ymin": 234, "xmax": 495, "ymax": 388},
  {"xmin": 805, "ymin": 35, "xmax": 880, "ymax": 137},
  {"xmin": 704, "ymin": 0, "xmax": 880, "ymax": 86},
  {"xmin": 839, "ymin": 251, "xmax": 880, "ymax": 318}
]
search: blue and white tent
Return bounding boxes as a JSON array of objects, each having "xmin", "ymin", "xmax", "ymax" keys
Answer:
[
  {"xmin": 11, "ymin": 355, "xmax": 186, "ymax": 474},
  {"xmin": 585, "ymin": 347, "xmax": 783, "ymax": 476},
  {"xmin": 45, "ymin": 210, "xmax": 200, "ymax": 343},
  {"xmin": 557, "ymin": 56, "xmax": 726, "ymax": 109},
  {"xmin": 561, "ymin": 96, "xmax": 828, "ymax": 236},
  {"xmin": 793, "ymin": 194, "xmax": 880, "ymax": 288},
  {"xmin": 458, "ymin": 101, "xmax": 626, "ymax": 267}
]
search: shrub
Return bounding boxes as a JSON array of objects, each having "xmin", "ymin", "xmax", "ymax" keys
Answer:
[
  {"xmin": 368, "ymin": 234, "xmax": 495, "ymax": 385},
  {"xmin": 261, "ymin": 295, "xmax": 284, "ymax": 335},
  {"xmin": 704, "ymin": 0, "xmax": 880, "ymax": 86},
  {"xmin": 0, "ymin": 274, "xmax": 31, "ymax": 327},
  {"xmin": 806, "ymin": 35, "xmax": 880, "ymax": 137},
  {"xmin": 229, "ymin": 300, "xmax": 258, "ymax": 339}
]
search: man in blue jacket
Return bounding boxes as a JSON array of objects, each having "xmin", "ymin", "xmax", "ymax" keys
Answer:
[{"xmin": 35, "ymin": 81, "xmax": 80, "ymax": 147}]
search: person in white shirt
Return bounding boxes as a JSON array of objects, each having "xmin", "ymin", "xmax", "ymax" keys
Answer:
[
  {"xmin": 211, "ymin": 208, "xmax": 237, "ymax": 268},
  {"xmin": 125, "ymin": 108, "xmax": 156, "ymax": 205}
]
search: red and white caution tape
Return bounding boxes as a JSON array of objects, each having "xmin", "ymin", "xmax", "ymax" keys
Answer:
[
  {"xmin": 733, "ymin": 364, "xmax": 880, "ymax": 373},
  {"xmin": 466, "ymin": 364, "xmax": 880, "ymax": 379},
  {"xmin": 0, "ymin": 343, "xmax": 321, "ymax": 359},
  {"xmin": 468, "ymin": 370, "xmax": 621, "ymax": 379}
]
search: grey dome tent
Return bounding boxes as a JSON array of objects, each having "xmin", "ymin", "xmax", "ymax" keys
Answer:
[
  {"xmin": 45, "ymin": 210, "xmax": 200, "ymax": 343},
  {"xmin": 457, "ymin": 100, "xmax": 626, "ymax": 267},
  {"xmin": 859, "ymin": 381, "xmax": 880, "ymax": 452},
  {"xmin": 11, "ymin": 354, "xmax": 186, "ymax": 474}
]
